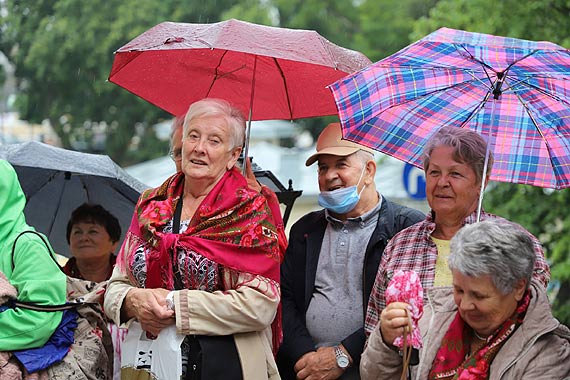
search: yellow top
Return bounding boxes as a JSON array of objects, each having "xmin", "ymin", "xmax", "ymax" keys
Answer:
[{"xmin": 431, "ymin": 236, "xmax": 452, "ymax": 287}]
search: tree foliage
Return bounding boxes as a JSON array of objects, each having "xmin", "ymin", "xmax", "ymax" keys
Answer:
[
  {"xmin": 412, "ymin": 0, "xmax": 570, "ymax": 48},
  {"xmin": 485, "ymin": 184, "xmax": 570, "ymax": 323},
  {"xmin": 0, "ymin": 0, "xmax": 239, "ymax": 164},
  {"xmin": 355, "ymin": 0, "xmax": 438, "ymax": 62}
]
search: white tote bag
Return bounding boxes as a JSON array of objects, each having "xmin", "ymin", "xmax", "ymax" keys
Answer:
[{"xmin": 121, "ymin": 322, "xmax": 185, "ymax": 380}]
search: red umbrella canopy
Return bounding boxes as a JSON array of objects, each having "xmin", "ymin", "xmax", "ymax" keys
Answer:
[{"xmin": 109, "ymin": 19, "xmax": 371, "ymax": 120}]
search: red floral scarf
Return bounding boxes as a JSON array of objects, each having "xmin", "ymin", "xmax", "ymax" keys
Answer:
[
  {"xmin": 118, "ymin": 167, "xmax": 280, "ymax": 287},
  {"xmin": 117, "ymin": 167, "xmax": 282, "ymax": 347},
  {"xmin": 428, "ymin": 291, "xmax": 531, "ymax": 380}
]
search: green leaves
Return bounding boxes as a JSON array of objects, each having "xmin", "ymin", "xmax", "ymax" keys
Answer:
[
  {"xmin": 1, "ymin": 0, "xmax": 240, "ymax": 162},
  {"xmin": 412, "ymin": 0, "xmax": 570, "ymax": 48},
  {"xmin": 485, "ymin": 183, "xmax": 570, "ymax": 323}
]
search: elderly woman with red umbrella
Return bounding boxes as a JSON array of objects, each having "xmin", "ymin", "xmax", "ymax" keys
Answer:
[{"xmin": 104, "ymin": 98, "xmax": 282, "ymax": 379}]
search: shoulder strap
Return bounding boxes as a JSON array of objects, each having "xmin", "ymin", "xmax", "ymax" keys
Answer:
[
  {"xmin": 11, "ymin": 230, "xmax": 62, "ymax": 272},
  {"xmin": 7, "ymin": 299, "xmax": 80, "ymax": 311},
  {"xmin": 10, "ymin": 230, "xmax": 82, "ymax": 311},
  {"xmin": 173, "ymin": 196, "xmax": 183, "ymax": 234}
]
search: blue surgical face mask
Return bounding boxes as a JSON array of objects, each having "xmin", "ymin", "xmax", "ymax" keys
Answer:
[{"xmin": 318, "ymin": 166, "xmax": 366, "ymax": 214}]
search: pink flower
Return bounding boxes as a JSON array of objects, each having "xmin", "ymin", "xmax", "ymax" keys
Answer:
[
  {"xmin": 140, "ymin": 200, "xmax": 170, "ymax": 223},
  {"xmin": 386, "ymin": 270, "xmax": 424, "ymax": 349},
  {"xmin": 457, "ymin": 359, "xmax": 489, "ymax": 380},
  {"xmin": 240, "ymin": 234, "xmax": 253, "ymax": 247},
  {"xmin": 254, "ymin": 223, "xmax": 264, "ymax": 237}
]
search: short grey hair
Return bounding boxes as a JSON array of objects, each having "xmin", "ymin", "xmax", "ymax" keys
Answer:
[
  {"xmin": 422, "ymin": 126, "xmax": 493, "ymax": 184},
  {"xmin": 183, "ymin": 98, "xmax": 245, "ymax": 149},
  {"xmin": 449, "ymin": 220, "xmax": 535, "ymax": 294},
  {"xmin": 354, "ymin": 150, "xmax": 374, "ymax": 167}
]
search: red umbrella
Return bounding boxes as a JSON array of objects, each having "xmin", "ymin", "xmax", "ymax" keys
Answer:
[{"xmin": 108, "ymin": 19, "xmax": 371, "ymax": 120}]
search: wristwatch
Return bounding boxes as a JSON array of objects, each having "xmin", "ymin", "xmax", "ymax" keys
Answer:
[
  {"xmin": 334, "ymin": 346, "xmax": 350, "ymax": 369},
  {"xmin": 166, "ymin": 291, "xmax": 175, "ymax": 311}
]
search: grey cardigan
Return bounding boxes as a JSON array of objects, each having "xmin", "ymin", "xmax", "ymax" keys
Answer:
[{"xmin": 361, "ymin": 282, "xmax": 570, "ymax": 380}]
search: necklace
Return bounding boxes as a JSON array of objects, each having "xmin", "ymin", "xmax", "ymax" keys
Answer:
[{"xmin": 473, "ymin": 330, "xmax": 488, "ymax": 341}]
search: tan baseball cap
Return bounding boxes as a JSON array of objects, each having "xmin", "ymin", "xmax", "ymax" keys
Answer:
[{"xmin": 305, "ymin": 122, "xmax": 375, "ymax": 166}]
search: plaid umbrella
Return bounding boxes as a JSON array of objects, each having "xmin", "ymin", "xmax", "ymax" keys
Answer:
[{"xmin": 330, "ymin": 27, "xmax": 570, "ymax": 190}]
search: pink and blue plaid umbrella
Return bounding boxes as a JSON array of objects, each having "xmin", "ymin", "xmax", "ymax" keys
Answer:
[{"xmin": 330, "ymin": 27, "xmax": 570, "ymax": 189}]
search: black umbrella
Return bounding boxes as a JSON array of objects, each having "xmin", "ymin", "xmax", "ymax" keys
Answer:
[{"xmin": 0, "ymin": 141, "xmax": 149, "ymax": 257}]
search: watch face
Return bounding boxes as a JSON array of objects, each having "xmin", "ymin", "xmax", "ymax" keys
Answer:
[{"xmin": 337, "ymin": 355, "xmax": 349, "ymax": 368}]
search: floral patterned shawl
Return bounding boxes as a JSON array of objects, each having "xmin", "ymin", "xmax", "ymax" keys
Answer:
[{"xmin": 117, "ymin": 167, "xmax": 280, "ymax": 289}]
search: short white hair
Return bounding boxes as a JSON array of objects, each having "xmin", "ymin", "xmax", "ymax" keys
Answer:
[{"xmin": 183, "ymin": 98, "xmax": 245, "ymax": 149}]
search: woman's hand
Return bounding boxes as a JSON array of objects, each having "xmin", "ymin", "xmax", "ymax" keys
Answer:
[
  {"xmin": 380, "ymin": 302, "xmax": 412, "ymax": 346},
  {"xmin": 123, "ymin": 287, "xmax": 175, "ymax": 336}
]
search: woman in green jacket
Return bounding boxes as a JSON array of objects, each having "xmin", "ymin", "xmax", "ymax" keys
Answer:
[{"xmin": 0, "ymin": 159, "xmax": 67, "ymax": 350}]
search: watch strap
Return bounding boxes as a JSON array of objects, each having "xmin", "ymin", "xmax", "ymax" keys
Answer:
[
  {"xmin": 166, "ymin": 291, "xmax": 175, "ymax": 311},
  {"xmin": 334, "ymin": 346, "xmax": 350, "ymax": 369}
]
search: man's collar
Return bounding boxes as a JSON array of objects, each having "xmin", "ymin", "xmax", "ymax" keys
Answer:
[{"xmin": 325, "ymin": 192, "xmax": 382, "ymax": 225}]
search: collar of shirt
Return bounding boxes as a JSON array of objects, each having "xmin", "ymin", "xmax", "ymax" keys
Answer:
[{"xmin": 325, "ymin": 193, "xmax": 383, "ymax": 229}]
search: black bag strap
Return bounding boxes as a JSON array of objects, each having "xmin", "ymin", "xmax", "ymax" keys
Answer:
[
  {"xmin": 9, "ymin": 230, "xmax": 82, "ymax": 312},
  {"xmin": 172, "ymin": 198, "xmax": 184, "ymax": 290},
  {"xmin": 173, "ymin": 196, "xmax": 183, "ymax": 234},
  {"xmin": 6, "ymin": 299, "xmax": 80, "ymax": 311},
  {"xmin": 11, "ymin": 230, "xmax": 62, "ymax": 271}
]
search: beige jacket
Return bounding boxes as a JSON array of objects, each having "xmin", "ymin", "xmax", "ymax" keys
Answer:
[
  {"xmin": 361, "ymin": 282, "xmax": 570, "ymax": 380},
  {"xmin": 104, "ymin": 265, "xmax": 280, "ymax": 380}
]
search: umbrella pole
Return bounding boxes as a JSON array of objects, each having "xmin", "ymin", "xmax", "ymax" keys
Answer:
[
  {"xmin": 242, "ymin": 56, "xmax": 257, "ymax": 176},
  {"xmin": 476, "ymin": 96, "xmax": 499, "ymax": 222},
  {"xmin": 476, "ymin": 143, "xmax": 491, "ymax": 223},
  {"xmin": 243, "ymin": 110, "xmax": 253, "ymax": 176}
]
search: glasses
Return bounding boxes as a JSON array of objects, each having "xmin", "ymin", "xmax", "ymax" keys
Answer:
[{"xmin": 169, "ymin": 148, "xmax": 182, "ymax": 162}]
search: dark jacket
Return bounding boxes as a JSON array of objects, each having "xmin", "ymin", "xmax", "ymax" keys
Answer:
[{"xmin": 277, "ymin": 197, "xmax": 424, "ymax": 379}]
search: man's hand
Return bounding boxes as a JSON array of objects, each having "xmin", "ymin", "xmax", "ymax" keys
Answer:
[
  {"xmin": 294, "ymin": 346, "xmax": 349, "ymax": 380},
  {"xmin": 123, "ymin": 287, "xmax": 175, "ymax": 336}
]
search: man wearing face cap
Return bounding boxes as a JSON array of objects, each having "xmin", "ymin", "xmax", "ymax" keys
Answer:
[{"xmin": 277, "ymin": 123, "xmax": 424, "ymax": 380}]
